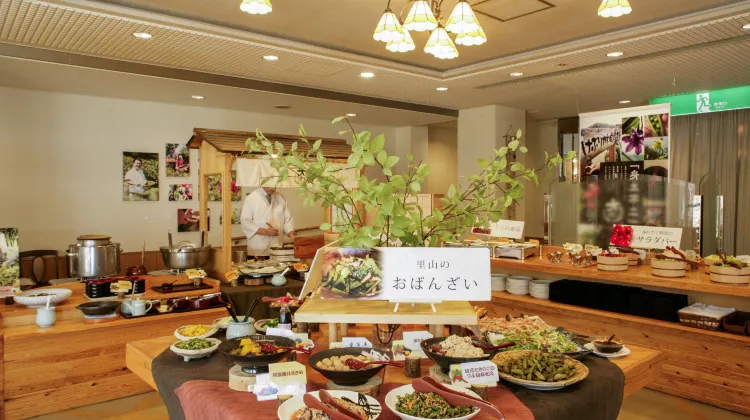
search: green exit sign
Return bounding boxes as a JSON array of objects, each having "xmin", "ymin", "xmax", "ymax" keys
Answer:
[{"xmin": 650, "ymin": 86, "xmax": 750, "ymax": 116}]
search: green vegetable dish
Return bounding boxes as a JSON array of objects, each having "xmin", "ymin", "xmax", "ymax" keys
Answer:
[
  {"xmin": 395, "ymin": 392, "xmax": 475, "ymax": 419},
  {"xmin": 322, "ymin": 253, "xmax": 382, "ymax": 297},
  {"xmin": 175, "ymin": 338, "xmax": 215, "ymax": 351},
  {"xmin": 263, "ymin": 319, "xmax": 279, "ymax": 328},
  {"xmin": 487, "ymin": 329, "xmax": 578, "ymax": 354},
  {"xmin": 497, "ymin": 352, "xmax": 577, "ymax": 382}
]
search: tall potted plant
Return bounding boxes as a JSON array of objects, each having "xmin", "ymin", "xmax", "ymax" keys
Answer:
[{"xmin": 244, "ymin": 117, "xmax": 573, "ymax": 247}]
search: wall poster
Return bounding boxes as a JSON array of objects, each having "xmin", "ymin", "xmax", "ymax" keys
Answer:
[{"xmin": 123, "ymin": 152, "xmax": 159, "ymax": 201}]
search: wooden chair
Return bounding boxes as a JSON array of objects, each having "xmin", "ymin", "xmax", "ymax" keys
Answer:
[{"xmin": 19, "ymin": 250, "xmax": 59, "ymax": 287}]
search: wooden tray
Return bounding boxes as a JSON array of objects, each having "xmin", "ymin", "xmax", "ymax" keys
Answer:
[
  {"xmin": 120, "ymin": 300, "xmax": 225, "ymax": 319},
  {"xmin": 151, "ymin": 282, "xmax": 214, "ymax": 293}
]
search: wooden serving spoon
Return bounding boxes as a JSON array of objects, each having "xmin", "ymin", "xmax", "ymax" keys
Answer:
[
  {"xmin": 259, "ymin": 343, "xmax": 311, "ymax": 354},
  {"xmin": 343, "ymin": 358, "xmax": 403, "ymax": 370},
  {"xmin": 302, "ymin": 394, "xmax": 354, "ymax": 420}
]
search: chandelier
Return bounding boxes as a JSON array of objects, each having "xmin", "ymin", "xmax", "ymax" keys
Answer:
[
  {"xmin": 597, "ymin": 0, "xmax": 632, "ymax": 18},
  {"xmin": 240, "ymin": 0, "xmax": 272, "ymax": 15},
  {"xmin": 374, "ymin": 0, "xmax": 486, "ymax": 60}
]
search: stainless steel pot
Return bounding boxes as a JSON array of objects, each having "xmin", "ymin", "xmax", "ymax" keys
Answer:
[
  {"xmin": 160, "ymin": 242, "xmax": 212, "ymax": 270},
  {"xmin": 67, "ymin": 235, "xmax": 121, "ymax": 278},
  {"xmin": 232, "ymin": 248, "xmax": 248, "ymax": 264}
]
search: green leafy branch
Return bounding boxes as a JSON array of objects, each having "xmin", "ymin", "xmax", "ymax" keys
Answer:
[{"xmin": 244, "ymin": 118, "xmax": 573, "ymax": 248}]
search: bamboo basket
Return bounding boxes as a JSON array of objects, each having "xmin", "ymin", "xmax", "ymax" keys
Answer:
[
  {"xmin": 492, "ymin": 350, "xmax": 589, "ymax": 390},
  {"xmin": 710, "ymin": 265, "xmax": 750, "ymax": 284}
]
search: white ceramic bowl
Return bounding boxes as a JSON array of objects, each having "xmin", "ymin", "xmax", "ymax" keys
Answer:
[
  {"xmin": 170, "ymin": 338, "xmax": 221, "ymax": 362},
  {"xmin": 507, "ymin": 288, "xmax": 529, "ymax": 296},
  {"xmin": 278, "ymin": 390, "xmax": 381, "ymax": 420},
  {"xmin": 491, "ymin": 278, "xmax": 507, "ymax": 292},
  {"xmin": 174, "ymin": 325, "xmax": 218, "ymax": 341},
  {"xmin": 13, "ymin": 288, "xmax": 72, "ymax": 308},
  {"xmin": 385, "ymin": 384, "xmax": 481, "ymax": 420}
]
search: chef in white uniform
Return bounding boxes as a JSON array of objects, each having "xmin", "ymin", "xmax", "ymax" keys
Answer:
[
  {"xmin": 241, "ymin": 187, "xmax": 295, "ymax": 258},
  {"xmin": 124, "ymin": 158, "xmax": 147, "ymax": 200}
]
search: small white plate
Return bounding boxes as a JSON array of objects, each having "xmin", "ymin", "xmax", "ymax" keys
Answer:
[
  {"xmin": 584, "ymin": 343, "xmax": 631, "ymax": 358},
  {"xmin": 174, "ymin": 325, "xmax": 218, "ymax": 341},
  {"xmin": 385, "ymin": 384, "xmax": 480, "ymax": 420},
  {"xmin": 278, "ymin": 390, "xmax": 381, "ymax": 420},
  {"xmin": 170, "ymin": 338, "xmax": 221, "ymax": 362}
]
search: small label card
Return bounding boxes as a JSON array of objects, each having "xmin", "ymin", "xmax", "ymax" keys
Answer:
[
  {"xmin": 402, "ymin": 331, "xmax": 432, "ymax": 359},
  {"xmin": 449, "ymin": 361, "xmax": 499, "ymax": 387},
  {"xmin": 110, "ymin": 280, "xmax": 132, "ymax": 293},
  {"xmin": 380, "ymin": 247, "xmax": 491, "ymax": 303},
  {"xmin": 489, "ymin": 220, "xmax": 525, "ymax": 239},
  {"xmin": 266, "ymin": 328, "xmax": 299, "ymax": 342},
  {"xmin": 342, "ymin": 337, "xmax": 373, "ymax": 348},
  {"xmin": 224, "ymin": 270, "xmax": 239, "ymax": 281},
  {"xmin": 614, "ymin": 225, "xmax": 683, "ymax": 250},
  {"xmin": 269, "ymin": 361, "xmax": 307, "ymax": 387}
]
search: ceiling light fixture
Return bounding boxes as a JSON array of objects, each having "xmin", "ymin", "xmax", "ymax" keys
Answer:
[
  {"xmin": 619, "ymin": 100, "xmax": 631, "ymax": 104},
  {"xmin": 191, "ymin": 95, "xmax": 204, "ymax": 100},
  {"xmin": 360, "ymin": 72, "xmax": 375, "ymax": 79},
  {"xmin": 346, "ymin": 113, "xmax": 357, "ymax": 117},
  {"xmin": 446, "ymin": 0, "xmax": 481, "ymax": 35},
  {"xmin": 607, "ymin": 51, "xmax": 624, "ymax": 57},
  {"xmin": 386, "ymin": 27, "xmax": 416, "ymax": 53},
  {"xmin": 744, "ymin": 24, "xmax": 750, "ymax": 30},
  {"xmin": 133, "ymin": 32, "xmax": 152, "ymax": 39},
  {"xmin": 425, "ymin": 24, "xmax": 459, "ymax": 60},
  {"xmin": 510, "ymin": 72, "xmax": 524, "ymax": 77},
  {"xmin": 240, "ymin": 0, "xmax": 272, "ymax": 15},
  {"xmin": 262, "ymin": 55, "xmax": 279, "ymax": 61},
  {"xmin": 403, "ymin": 0, "xmax": 438, "ymax": 32},
  {"xmin": 598, "ymin": 0, "xmax": 632, "ymax": 18},
  {"xmin": 436, "ymin": 87, "xmax": 448, "ymax": 92},
  {"xmin": 374, "ymin": 8, "xmax": 404, "ymax": 43}
]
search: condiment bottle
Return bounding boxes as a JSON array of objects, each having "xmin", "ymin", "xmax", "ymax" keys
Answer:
[{"xmin": 278, "ymin": 297, "xmax": 293, "ymax": 330}]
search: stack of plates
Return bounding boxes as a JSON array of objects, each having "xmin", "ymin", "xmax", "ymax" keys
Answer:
[
  {"xmin": 507, "ymin": 276, "xmax": 533, "ymax": 295},
  {"xmin": 529, "ymin": 280, "xmax": 554, "ymax": 300},
  {"xmin": 491, "ymin": 274, "xmax": 508, "ymax": 292}
]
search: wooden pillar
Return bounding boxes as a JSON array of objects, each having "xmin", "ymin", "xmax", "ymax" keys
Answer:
[{"xmin": 220, "ymin": 155, "xmax": 234, "ymax": 278}]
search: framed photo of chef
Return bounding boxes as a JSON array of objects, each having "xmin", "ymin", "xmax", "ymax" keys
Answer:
[{"xmin": 123, "ymin": 152, "xmax": 159, "ymax": 201}]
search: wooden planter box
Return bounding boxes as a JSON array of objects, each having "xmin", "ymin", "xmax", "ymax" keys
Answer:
[
  {"xmin": 651, "ymin": 259, "xmax": 687, "ymax": 278},
  {"xmin": 710, "ymin": 265, "xmax": 750, "ymax": 284},
  {"xmin": 597, "ymin": 255, "xmax": 629, "ymax": 272}
]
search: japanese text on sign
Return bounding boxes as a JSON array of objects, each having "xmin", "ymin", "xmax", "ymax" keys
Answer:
[
  {"xmin": 380, "ymin": 247, "xmax": 491, "ymax": 303},
  {"xmin": 489, "ymin": 220, "xmax": 525, "ymax": 239},
  {"xmin": 618, "ymin": 225, "xmax": 683, "ymax": 250},
  {"xmin": 449, "ymin": 360, "xmax": 499, "ymax": 385}
]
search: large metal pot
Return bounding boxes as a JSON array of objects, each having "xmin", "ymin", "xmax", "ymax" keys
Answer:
[
  {"xmin": 67, "ymin": 235, "xmax": 121, "ymax": 278},
  {"xmin": 160, "ymin": 242, "xmax": 212, "ymax": 270}
]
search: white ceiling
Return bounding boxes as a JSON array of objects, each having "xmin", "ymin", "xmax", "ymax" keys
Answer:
[
  {"xmin": 0, "ymin": 56, "xmax": 454, "ymax": 126},
  {"xmin": 0, "ymin": 0, "xmax": 749, "ymax": 122}
]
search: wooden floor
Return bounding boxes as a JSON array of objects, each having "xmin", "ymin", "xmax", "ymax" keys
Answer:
[{"xmin": 29, "ymin": 388, "xmax": 750, "ymax": 420}]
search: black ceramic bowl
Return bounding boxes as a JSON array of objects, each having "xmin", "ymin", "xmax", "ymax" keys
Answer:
[
  {"xmin": 219, "ymin": 335, "xmax": 296, "ymax": 374},
  {"xmin": 421, "ymin": 337, "xmax": 498, "ymax": 373},
  {"xmin": 308, "ymin": 347, "xmax": 387, "ymax": 386},
  {"xmin": 76, "ymin": 301, "xmax": 120, "ymax": 316}
]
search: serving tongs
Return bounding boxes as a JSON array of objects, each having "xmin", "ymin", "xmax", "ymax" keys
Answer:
[
  {"xmin": 303, "ymin": 394, "xmax": 358, "ymax": 420},
  {"xmin": 259, "ymin": 343, "xmax": 311, "ymax": 355},
  {"xmin": 412, "ymin": 377, "xmax": 505, "ymax": 419},
  {"xmin": 343, "ymin": 358, "xmax": 403, "ymax": 370}
]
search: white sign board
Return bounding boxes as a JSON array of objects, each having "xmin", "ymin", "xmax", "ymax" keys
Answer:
[
  {"xmin": 379, "ymin": 248, "xmax": 492, "ymax": 302},
  {"xmin": 490, "ymin": 220, "xmax": 525, "ymax": 239},
  {"xmin": 342, "ymin": 337, "xmax": 373, "ymax": 348},
  {"xmin": 615, "ymin": 225, "xmax": 683, "ymax": 249},
  {"xmin": 449, "ymin": 360, "xmax": 499, "ymax": 386}
]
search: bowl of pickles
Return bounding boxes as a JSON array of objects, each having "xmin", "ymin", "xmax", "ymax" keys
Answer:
[{"xmin": 170, "ymin": 338, "xmax": 221, "ymax": 362}]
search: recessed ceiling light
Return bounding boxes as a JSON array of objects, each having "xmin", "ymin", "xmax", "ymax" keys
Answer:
[
  {"xmin": 191, "ymin": 95, "xmax": 204, "ymax": 100},
  {"xmin": 744, "ymin": 24, "xmax": 750, "ymax": 30},
  {"xmin": 263, "ymin": 55, "xmax": 279, "ymax": 61},
  {"xmin": 133, "ymin": 32, "xmax": 152, "ymax": 39},
  {"xmin": 619, "ymin": 100, "xmax": 631, "ymax": 104},
  {"xmin": 436, "ymin": 87, "xmax": 449, "ymax": 91},
  {"xmin": 346, "ymin": 113, "xmax": 357, "ymax": 117},
  {"xmin": 360, "ymin": 72, "xmax": 375, "ymax": 79},
  {"xmin": 274, "ymin": 105, "xmax": 292, "ymax": 109},
  {"xmin": 509, "ymin": 72, "xmax": 524, "ymax": 77},
  {"xmin": 607, "ymin": 51, "xmax": 624, "ymax": 57}
]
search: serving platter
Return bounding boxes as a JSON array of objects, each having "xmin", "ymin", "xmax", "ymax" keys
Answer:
[
  {"xmin": 583, "ymin": 343, "xmax": 631, "ymax": 358},
  {"xmin": 384, "ymin": 384, "xmax": 480, "ymax": 420},
  {"xmin": 278, "ymin": 390, "xmax": 381, "ymax": 420},
  {"xmin": 170, "ymin": 338, "xmax": 221, "ymax": 362},
  {"xmin": 492, "ymin": 350, "xmax": 589, "ymax": 391}
]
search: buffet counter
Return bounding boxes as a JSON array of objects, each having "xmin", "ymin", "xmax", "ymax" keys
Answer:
[
  {"xmin": 126, "ymin": 326, "xmax": 663, "ymax": 417},
  {"xmin": 0, "ymin": 277, "xmax": 224, "ymax": 420},
  {"xmin": 487, "ymin": 254, "xmax": 750, "ymax": 416}
]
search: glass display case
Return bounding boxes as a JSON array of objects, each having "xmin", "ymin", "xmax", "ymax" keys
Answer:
[{"xmin": 549, "ymin": 175, "xmax": 697, "ymax": 250}]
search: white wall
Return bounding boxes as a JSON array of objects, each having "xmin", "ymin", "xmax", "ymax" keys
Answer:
[
  {"xmin": 524, "ymin": 120, "xmax": 559, "ymax": 239},
  {"xmin": 0, "ymin": 87, "xmax": 397, "ymax": 253},
  {"xmin": 427, "ymin": 125, "xmax": 458, "ymax": 195}
]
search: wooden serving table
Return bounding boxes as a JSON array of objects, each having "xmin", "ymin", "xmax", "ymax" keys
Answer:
[
  {"xmin": 488, "ymin": 252, "xmax": 750, "ymax": 416},
  {"xmin": 293, "ymin": 298, "xmax": 479, "ymax": 343},
  {"xmin": 126, "ymin": 325, "xmax": 663, "ymax": 399},
  {"xmin": 0, "ymin": 276, "xmax": 224, "ymax": 420}
]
